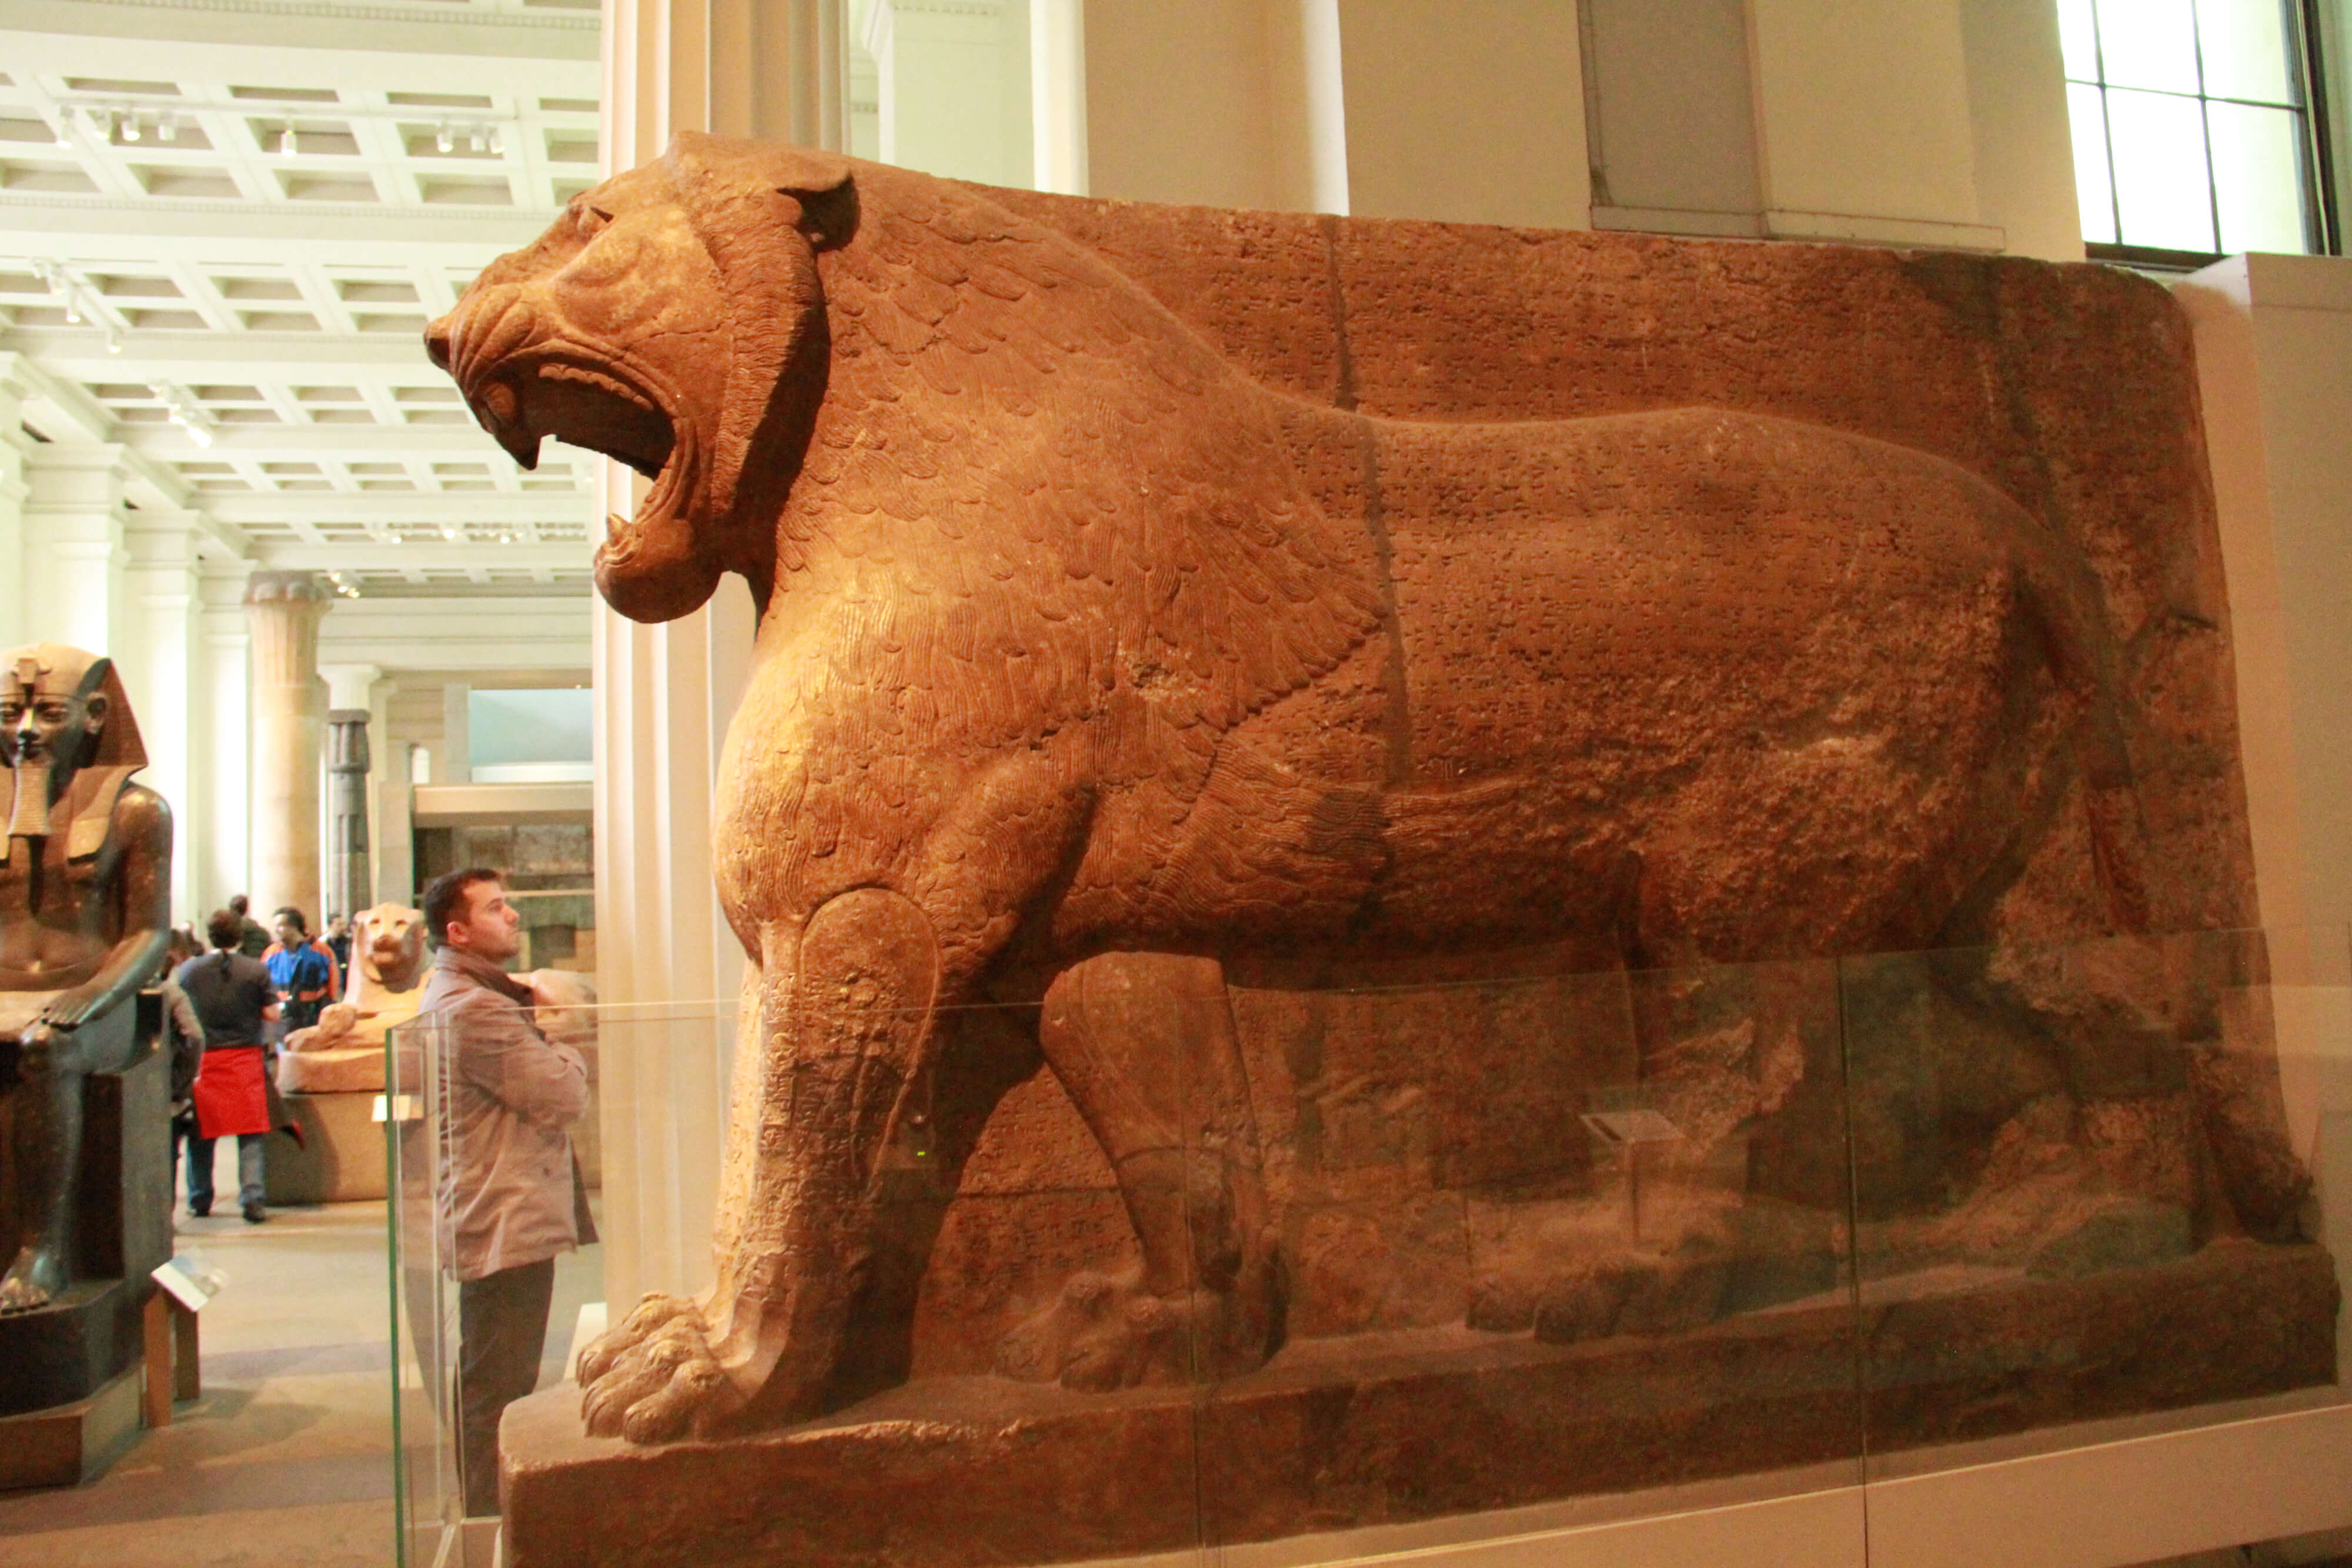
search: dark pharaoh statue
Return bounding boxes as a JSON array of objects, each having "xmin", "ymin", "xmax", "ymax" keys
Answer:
[{"xmin": 0, "ymin": 644, "xmax": 172, "ymax": 1312}]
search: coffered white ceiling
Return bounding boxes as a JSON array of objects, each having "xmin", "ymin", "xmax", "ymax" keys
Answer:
[{"xmin": 0, "ymin": 0, "xmax": 604, "ymax": 597}]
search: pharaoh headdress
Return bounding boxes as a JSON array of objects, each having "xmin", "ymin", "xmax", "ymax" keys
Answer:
[{"xmin": 1, "ymin": 643, "xmax": 148, "ymax": 864}]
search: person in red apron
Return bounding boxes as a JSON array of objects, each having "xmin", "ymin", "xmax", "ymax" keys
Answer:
[{"xmin": 175, "ymin": 908, "xmax": 280, "ymax": 1222}]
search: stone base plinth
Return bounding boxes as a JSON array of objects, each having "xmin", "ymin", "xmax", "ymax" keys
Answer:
[
  {"xmin": 0, "ymin": 1278, "xmax": 147, "ymax": 1417},
  {"xmin": 0, "ymin": 1366, "xmax": 143, "ymax": 1490},
  {"xmin": 499, "ymin": 1242, "xmax": 2337, "ymax": 1568},
  {"xmin": 266, "ymin": 1091, "xmax": 387, "ymax": 1204},
  {"xmin": 278, "ymin": 1044, "xmax": 385, "ymax": 1095}
]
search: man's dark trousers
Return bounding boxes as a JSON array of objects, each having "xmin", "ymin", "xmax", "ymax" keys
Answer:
[{"xmin": 456, "ymin": 1256, "xmax": 556, "ymax": 1517}]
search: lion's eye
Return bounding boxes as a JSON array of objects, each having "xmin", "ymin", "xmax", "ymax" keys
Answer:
[{"xmin": 577, "ymin": 205, "xmax": 613, "ymax": 239}]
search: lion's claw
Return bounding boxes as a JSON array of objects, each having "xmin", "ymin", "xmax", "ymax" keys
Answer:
[
  {"xmin": 577, "ymin": 1293, "xmax": 741, "ymax": 1443},
  {"xmin": 574, "ymin": 1290, "xmax": 695, "ymax": 1385}
]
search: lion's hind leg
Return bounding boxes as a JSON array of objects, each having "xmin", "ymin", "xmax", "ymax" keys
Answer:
[{"xmin": 996, "ymin": 951, "xmax": 1278, "ymax": 1392}]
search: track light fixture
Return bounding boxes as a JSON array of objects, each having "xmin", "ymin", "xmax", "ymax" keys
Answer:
[{"xmin": 149, "ymin": 383, "xmax": 218, "ymax": 449}]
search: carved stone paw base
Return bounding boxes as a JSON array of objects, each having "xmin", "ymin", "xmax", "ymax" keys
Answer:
[{"xmin": 498, "ymin": 1242, "xmax": 2334, "ymax": 1568}]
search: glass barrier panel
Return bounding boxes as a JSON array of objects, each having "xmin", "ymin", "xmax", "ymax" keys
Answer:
[
  {"xmin": 379, "ymin": 925, "xmax": 2352, "ymax": 1567},
  {"xmin": 1175, "ymin": 956, "xmax": 1867, "ymax": 1566},
  {"xmin": 1845, "ymin": 925, "xmax": 2352, "ymax": 1492},
  {"xmin": 388, "ymin": 1012, "xmax": 458, "ymax": 1567}
]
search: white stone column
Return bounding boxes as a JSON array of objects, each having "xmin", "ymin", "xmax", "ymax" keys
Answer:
[
  {"xmin": 122, "ymin": 509, "xmax": 205, "ymax": 921},
  {"xmin": 195, "ymin": 564, "xmax": 253, "ymax": 914},
  {"xmin": 1029, "ymin": 0, "xmax": 1088, "ymax": 194},
  {"xmin": 23, "ymin": 446, "xmax": 127, "ymax": 653},
  {"xmin": 0, "ymin": 360, "xmax": 30, "ymax": 654},
  {"xmin": 245, "ymin": 570, "xmax": 328, "ymax": 929},
  {"xmin": 599, "ymin": 0, "xmax": 842, "ymax": 1305},
  {"xmin": 440, "ymin": 679, "xmax": 472, "ymax": 784}
]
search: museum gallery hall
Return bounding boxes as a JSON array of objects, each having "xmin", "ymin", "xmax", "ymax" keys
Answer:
[{"xmin": 1, "ymin": 1, "xmax": 2350, "ymax": 1566}]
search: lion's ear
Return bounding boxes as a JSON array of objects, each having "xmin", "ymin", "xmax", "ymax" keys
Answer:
[{"xmin": 780, "ymin": 170, "xmax": 857, "ymax": 252}]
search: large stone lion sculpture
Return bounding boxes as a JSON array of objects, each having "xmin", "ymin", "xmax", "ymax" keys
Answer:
[{"xmin": 426, "ymin": 135, "xmax": 2300, "ymax": 1444}]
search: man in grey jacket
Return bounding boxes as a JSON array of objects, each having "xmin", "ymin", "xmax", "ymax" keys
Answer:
[{"xmin": 416, "ymin": 867, "xmax": 589, "ymax": 1517}]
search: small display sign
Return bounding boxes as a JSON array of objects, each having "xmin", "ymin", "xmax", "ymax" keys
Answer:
[{"xmin": 152, "ymin": 1251, "xmax": 228, "ymax": 1312}]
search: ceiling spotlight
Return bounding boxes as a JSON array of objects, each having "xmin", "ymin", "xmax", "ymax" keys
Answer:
[
  {"xmin": 435, "ymin": 123, "xmax": 454, "ymax": 153},
  {"xmin": 486, "ymin": 126, "xmax": 504, "ymax": 155},
  {"xmin": 96, "ymin": 108, "xmax": 115, "ymax": 142},
  {"xmin": 52, "ymin": 117, "xmax": 71, "ymax": 148},
  {"xmin": 443, "ymin": 526, "xmax": 459, "ymax": 541},
  {"xmin": 278, "ymin": 122, "xmax": 296, "ymax": 156},
  {"xmin": 157, "ymin": 113, "xmax": 178, "ymax": 143},
  {"xmin": 122, "ymin": 111, "xmax": 142, "ymax": 143},
  {"xmin": 62, "ymin": 294, "xmax": 82, "ymax": 325},
  {"xmin": 104, "ymin": 326, "xmax": 123, "ymax": 355},
  {"xmin": 468, "ymin": 126, "xmax": 487, "ymax": 153},
  {"xmin": 151, "ymin": 381, "xmax": 218, "ymax": 447}
]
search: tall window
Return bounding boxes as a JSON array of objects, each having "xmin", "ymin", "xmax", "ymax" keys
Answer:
[{"xmin": 2061, "ymin": 0, "xmax": 2336, "ymax": 259}]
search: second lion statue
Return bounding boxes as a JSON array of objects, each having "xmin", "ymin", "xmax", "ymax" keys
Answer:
[{"xmin": 427, "ymin": 135, "xmax": 2269, "ymax": 1443}]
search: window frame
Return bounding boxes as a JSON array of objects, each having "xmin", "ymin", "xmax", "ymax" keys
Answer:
[{"xmin": 2069, "ymin": 0, "xmax": 2341, "ymax": 268}]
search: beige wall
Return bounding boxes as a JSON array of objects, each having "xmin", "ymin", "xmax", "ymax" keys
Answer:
[
  {"xmin": 1582, "ymin": 0, "xmax": 1760, "ymax": 232},
  {"xmin": 1083, "ymin": 0, "xmax": 1289, "ymax": 209},
  {"xmin": 1958, "ymin": 0, "xmax": 2084, "ymax": 262},
  {"xmin": 1337, "ymin": 0, "xmax": 1588, "ymax": 229},
  {"xmin": 1582, "ymin": 0, "xmax": 2079, "ymax": 257},
  {"xmin": 2176, "ymin": 255, "xmax": 2352, "ymax": 937}
]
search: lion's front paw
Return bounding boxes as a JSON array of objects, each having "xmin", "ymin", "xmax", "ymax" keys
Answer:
[{"xmin": 578, "ymin": 1293, "xmax": 743, "ymax": 1443}]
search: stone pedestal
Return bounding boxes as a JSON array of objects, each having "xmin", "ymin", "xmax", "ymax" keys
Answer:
[
  {"xmin": 0, "ymin": 1365, "xmax": 143, "ymax": 1492},
  {"xmin": 265, "ymin": 1090, "xmax": 387, "ymax": 1205},
  {"xmin": 0, "ymin": 1019, "xmax": 169, "ymax": 1488},
  {"xmin": 499, "ymin": 1243, "xmax": 2336, "ymax": 1568}
]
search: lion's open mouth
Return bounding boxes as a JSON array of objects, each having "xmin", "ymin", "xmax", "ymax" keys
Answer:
[{"xmin": 476, "ymin": 357, "xmax": 696, "ymax": 564}]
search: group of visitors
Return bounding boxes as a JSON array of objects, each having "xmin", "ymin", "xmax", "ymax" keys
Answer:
[{"xmin": 160, "ymin": 895, "xmax": 342, "ymax": 1223}]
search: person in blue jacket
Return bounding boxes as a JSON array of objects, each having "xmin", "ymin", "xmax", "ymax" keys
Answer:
[{"xmin": 262, "ymin": 906, "xmax": 339, "ymax": 1035}]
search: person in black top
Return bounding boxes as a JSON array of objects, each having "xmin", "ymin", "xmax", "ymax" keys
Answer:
[
  {"xmin": 175, "ymin": 909, "xmax": 279, "ymax": 1221},
  {"xmin": 227, "ymin": 894, "xmax": 270, "ymax": 961},
  {"xmin": 324, "ymin": 913, "xmax": 352, "ymax": 982},
  {"xmin": 158, "ymin": 927, "xmax": 205, "ymax": 1165}
]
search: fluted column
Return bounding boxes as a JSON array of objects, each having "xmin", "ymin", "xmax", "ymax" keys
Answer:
[
  {"xmin": 122, "ymin": 509, "xmax": 205, "ymax": 920},
  {"xmin": 0, "ymin": 360, "xmax": 29, "ymax": 654},
  {"xmin": 195, "ymin": 564, "xmax": 253, "ymax": 915},
  {"xmin": 596, "ymin": 0, "xmax": 845, "ymax": 1307},
  {"xmin": 245, "ymin": 570, "xmax": 329, "ymax": 928},
  {"xmin": 22, "ymin": 446, "xmax": 127, "ymax": 652}
]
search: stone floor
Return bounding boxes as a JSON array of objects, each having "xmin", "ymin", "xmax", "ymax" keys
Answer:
[{"xmin": 0, "ymin": 1144, "xmax": 604, "ymax": 1568}]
